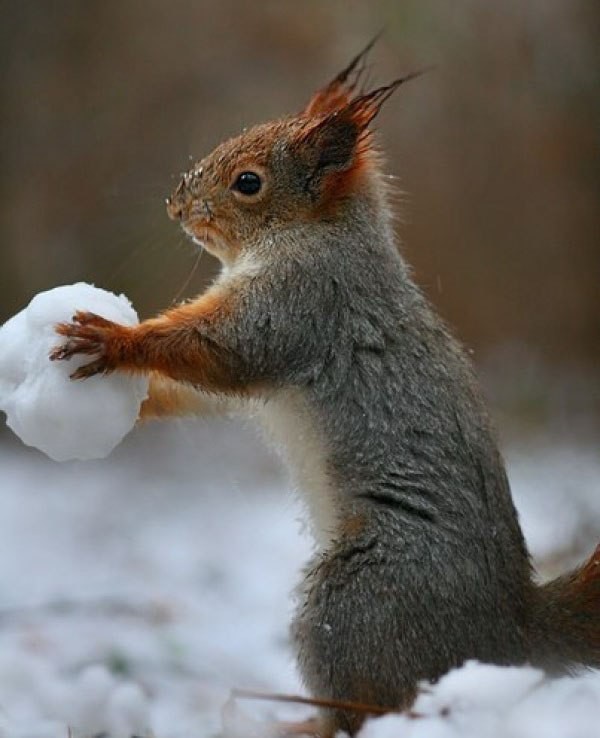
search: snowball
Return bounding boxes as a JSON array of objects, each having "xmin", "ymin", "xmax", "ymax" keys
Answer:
[{"xmin": 0, "ymin": 283, "xmax": 148, "ymax": 461}]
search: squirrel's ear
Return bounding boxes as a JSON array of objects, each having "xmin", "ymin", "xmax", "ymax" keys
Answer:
[
  {"xmin": 300, "ymin": 109, "xmax": 361, "ymax": 175},
  {"xmin": 298, "ymin": 72, "xmax": 427, "ymax": 199},
  {"xmin": 302, "ymin": 34, "xmax": 381, "ymax": 118},
  {"xmin": 295, "ymin": 107, "xmax": 362, "ymax": 200}
]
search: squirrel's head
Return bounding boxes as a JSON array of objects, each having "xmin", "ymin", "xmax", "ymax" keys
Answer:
[{"xmin": 166, "ymin": 40, "xmax": 424, "ymax": 265}]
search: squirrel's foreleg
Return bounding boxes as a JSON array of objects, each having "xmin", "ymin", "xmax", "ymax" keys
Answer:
[{"xmin": 51, "ymin": 289, "xmax": 249, "ymax": 394}]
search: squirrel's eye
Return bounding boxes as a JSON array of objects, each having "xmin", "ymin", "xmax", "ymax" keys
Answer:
[{"xmin": 233, "ymin": 171, "xmax": 262, "ymax": 196}]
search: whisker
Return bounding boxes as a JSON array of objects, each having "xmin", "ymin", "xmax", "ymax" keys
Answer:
[{"xmin": 171, "ymin": 247, "xmax": 204, "ymax": 305}]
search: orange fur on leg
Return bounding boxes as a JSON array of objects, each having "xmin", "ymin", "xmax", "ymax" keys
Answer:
[{"xmin": 51, "ymin": 287, "xmax": 250, "ymax": 394}]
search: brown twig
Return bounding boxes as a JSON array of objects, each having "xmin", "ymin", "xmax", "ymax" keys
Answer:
[{"xmin": 230, "ymin": 687, "xmax": 423, "ymax": 718}]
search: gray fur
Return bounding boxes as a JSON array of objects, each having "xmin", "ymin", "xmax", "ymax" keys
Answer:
[
  {"xmin": 193, "ymin": 176, "xmax": 539, "ymax": 732},
  {"xmin": 163, "ymin": 113, "xmax": 599, "ymax": 734}
]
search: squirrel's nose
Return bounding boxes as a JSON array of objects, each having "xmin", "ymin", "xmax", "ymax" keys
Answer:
[
  {"xmin": 165, "ymin": 195, "xmax": 184, "ymax": 221},
  {"xmin": 166, "ymin": 176, "xmax": 190, "ymax": 221}
]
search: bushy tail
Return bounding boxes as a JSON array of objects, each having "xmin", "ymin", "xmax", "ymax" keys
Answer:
[{"xmin": 531, "ymin": 543, "xmax": 600, "ymax": 671}]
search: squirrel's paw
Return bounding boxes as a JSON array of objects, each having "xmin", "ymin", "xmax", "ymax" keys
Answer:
[{"xmin": 50, "ymin": 311, "xmax": 127, "ymax": 379}]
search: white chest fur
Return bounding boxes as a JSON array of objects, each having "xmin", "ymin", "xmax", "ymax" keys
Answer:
[{"xmin": 254, "ymin": 388, "xmax": 339, "ymax": 549}]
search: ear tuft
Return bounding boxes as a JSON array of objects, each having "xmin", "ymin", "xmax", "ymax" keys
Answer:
[
  {"xmin": 303, "ymin": 33, "xmax": 382, "ymax": 118},
  {"xmin": 297, "ymin": 58, "xmax": 432, "ymax": 201},
  {"xmin": 343, "ymin": 68, "xmax": 433, "ymax": 130},
  {"xmin": 298, "ymin": 68, "xmax": 430, "ymax": 173}
]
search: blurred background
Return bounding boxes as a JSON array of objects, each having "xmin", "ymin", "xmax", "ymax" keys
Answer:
[
  {"xmin": 1, "ymin": 0, "xmax": 599, "ymax": 436},
  {"xmin": 0, "ymin": 4, "xmax": 599, "ymax": 735}
]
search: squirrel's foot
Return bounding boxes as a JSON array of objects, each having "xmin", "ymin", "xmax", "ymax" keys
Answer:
[{"xmin": 50, "ymin": 310, "xmax": 130, "ymax": 379}]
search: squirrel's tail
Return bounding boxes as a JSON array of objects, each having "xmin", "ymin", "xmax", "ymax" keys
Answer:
[{"xmin": 531, "ymin": 543, "xmax": 600, "ymax": 671}]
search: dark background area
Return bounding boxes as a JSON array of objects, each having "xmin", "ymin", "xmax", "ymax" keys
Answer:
[{"xmin": 1, "ymin": 0, "xmax": 598, "ymax": 433}]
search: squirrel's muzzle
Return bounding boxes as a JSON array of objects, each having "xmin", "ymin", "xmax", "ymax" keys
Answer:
[
  {"xmin": 166, "ymin": 176, "xmax": 191, "ymax": 221},
  {"xmin": 166, "ymin": 166, "xmax": 204, "ymax": 221}
]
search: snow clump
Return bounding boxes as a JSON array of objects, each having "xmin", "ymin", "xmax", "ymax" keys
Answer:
[
  {"xmin": 0, "ymin": 283, "xmax": 148, "ymax": 461},
  {"xmin": 358, "ymin": 660, "xmax": 600, "ymax": 738}
]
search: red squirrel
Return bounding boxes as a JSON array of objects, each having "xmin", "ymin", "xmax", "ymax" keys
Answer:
[{"xmin": 51, "ymin": 42, "xmax": 600, "ymax": 737}]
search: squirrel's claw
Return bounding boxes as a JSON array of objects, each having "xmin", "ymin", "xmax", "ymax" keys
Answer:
[
  {"xmin": 49, "ymin": 334, "xmax": 104, "ymax": 361},
  {"xmin": 71, "ymin": 310, "xmax": 114, "ymax": 328},
  {"xmin": 69, "ymin": 358, "xmax": 109, "ymax": 380},
  {"xmin": 50, "ymin": 311, "xmax": 121, "ymax": 379}
]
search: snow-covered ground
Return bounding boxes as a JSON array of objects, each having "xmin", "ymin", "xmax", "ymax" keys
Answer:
[{"xmin": 0, "ymin": 418, "xmax": 599, "ymax": 737}]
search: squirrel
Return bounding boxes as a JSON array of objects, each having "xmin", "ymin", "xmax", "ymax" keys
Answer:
[{"xmin": 50, "ymin": 41, "xmax": 600, "ymax": 737}]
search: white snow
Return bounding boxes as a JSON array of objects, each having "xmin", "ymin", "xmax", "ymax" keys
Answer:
[
  {"xmin": 0, "ymin": 284, "xmax": 148, "ymax": 462},
  {"xmin": 358, "ymin": 662, "xmax": 600, "ymax": 738},
  {"xmin": 0, "ymin": 369, "xmax": 599, "ymax": 736}
]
